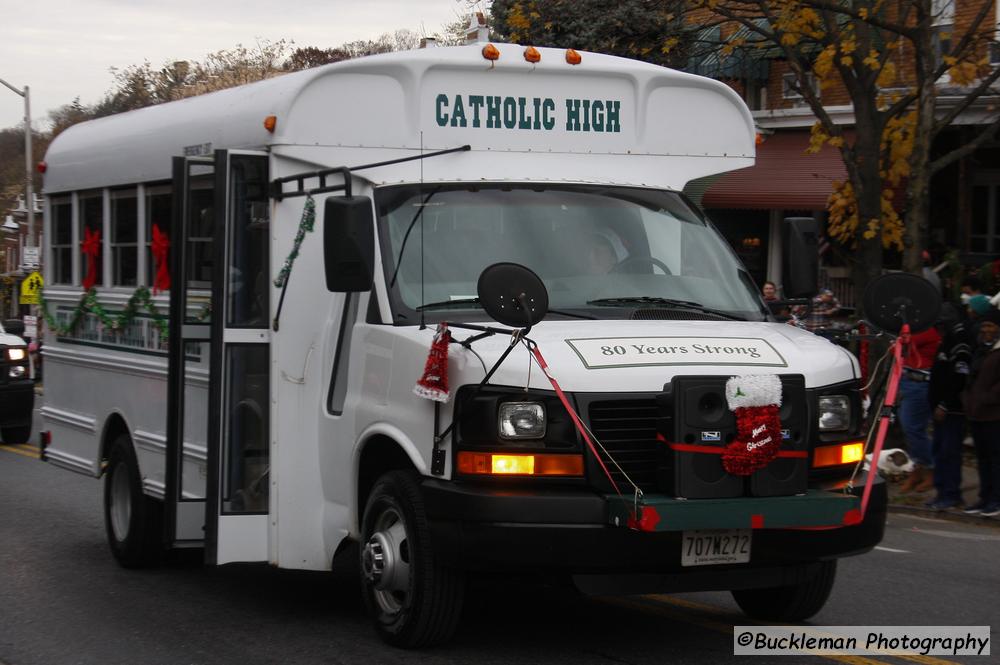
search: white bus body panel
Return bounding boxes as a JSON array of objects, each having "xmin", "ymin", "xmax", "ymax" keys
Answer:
[{"xmin": 41, "ymin": 44, "xmax": 789, "ymax": 570}]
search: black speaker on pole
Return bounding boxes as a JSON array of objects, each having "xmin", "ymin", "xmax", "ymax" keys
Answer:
[
  {"xmin": 664, "ymin": 376, "xmax": 743, "ymax": 499},
  {"xmin": 749, "ymin": 375, "xmax": 809, "ymax": 497}
]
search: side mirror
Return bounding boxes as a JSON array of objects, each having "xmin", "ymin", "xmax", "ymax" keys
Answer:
[
  {"xmin": 782, "ymin": 217, "xmax": 819, "ymax": 298},
  {"xmin": 3, "ymin": 319, "xmax": 25, "ymax": 337},
  {"xmin": 324, "ymin": 196, "xmax": 375, "ymax": 292}
]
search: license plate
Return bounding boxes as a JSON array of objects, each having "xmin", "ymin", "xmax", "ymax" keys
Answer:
[{"xmin": 681, "ymin": 529, "xmax": 751, "ymax": 567}]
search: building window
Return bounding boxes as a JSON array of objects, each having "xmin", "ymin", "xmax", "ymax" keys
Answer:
[
  {"xmin": 146, "ymin": 185, "xmax": 172, "ymax": 288},
  {"xmin": 971, "ymin": 182, "xmax": 1000, "ymax": 254},
  {"xmin": 932, "ymin": 0, "xmax": 955, "ymax": 68},
  {"xmin": 782, "ymin": 72, "xmax": 817, "ymax": 101},
  {"xmin": 79, "ymin": 191, "xmax": 103, "ymax": 288},
  {"xmin": 111, "ymin": 189, "xmax": 138, "ymax": 286},
  {"xmin": 50, "ymin": 197, "xmax": 73, "ymax": 284}
]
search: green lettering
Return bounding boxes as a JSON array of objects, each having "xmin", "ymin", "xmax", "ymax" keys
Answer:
[
  {"xmin": 450, "ymin": 95, "xmax": 467, "ymax": 127},
  {"xmin": 518, "ymin": 97, "xmax": 532, "ymax": 129},
  {"xmin": 468, "ymin": 95, "xmax": 485, "ymax": 128},
  {"xmin": 532, "ymin": 97, "xmax": 541, "ymax": 130},
  {"xmin": 592, "ymin": 100, "xmax": 604, "ymax": 133},
  {"xmin": 565, "ymin": 98, "xmax": 581, "ymax": 131},
  {"xmin": 606, "ymin": 100, "xmax": 621, "ymax": 133},
  {"xmin": 503, "ymin": 97, "xmax": 517, "ymax": 128},
  {"xmin": 435, "ymin": 94, "xmax": 449, "ymax": 127},
  {"xmin": 486, "ymin": 96, "xmax": 501, "ymax": 128},
  {"xmin": 582, "ymin": 99, "xmax": 591, "ymax": 132},
  {"xmin": 542, "ymin": 98, "xmax": 555, "ymax": 130}
]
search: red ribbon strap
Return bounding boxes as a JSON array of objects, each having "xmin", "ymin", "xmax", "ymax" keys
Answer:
[
  {"xmin": 151, "ymin": 224, "xmax": 171, "ymax": 294},
  {"xmin": 81, "ymin": 227, "xmax": 101, "ymax": 290}
]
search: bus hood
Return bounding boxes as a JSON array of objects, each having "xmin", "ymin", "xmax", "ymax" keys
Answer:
[{"xmin": 401, "ymin": 319, "xmax": 858, "ymax": 393}]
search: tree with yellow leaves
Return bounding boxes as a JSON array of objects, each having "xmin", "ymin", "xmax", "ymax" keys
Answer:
[{"xmin": 687, "ymin": 0, "xmax": 1000, "ymax": 310}]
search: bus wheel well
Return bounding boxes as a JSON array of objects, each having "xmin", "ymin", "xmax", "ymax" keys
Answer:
[
  {"xmin": 101, "ymin": 414, "xmax": 132, "ymax": 474},
  {"xmin": 357, "ymin": 436, "xmax": 417, "ymax": 531}
]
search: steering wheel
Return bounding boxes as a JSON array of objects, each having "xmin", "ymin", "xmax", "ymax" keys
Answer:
[{"xmin": 611, "ymin": 255, "xmax": 672, "ymax": 275}]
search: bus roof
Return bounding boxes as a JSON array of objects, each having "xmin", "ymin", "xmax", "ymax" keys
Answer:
[{"xmin": 43, "ymin": 43, "xmax": 756, "ymax": 194}]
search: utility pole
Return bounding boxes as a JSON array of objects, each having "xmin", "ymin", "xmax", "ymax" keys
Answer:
[{"xmin": 0, "ymin": 77, "xmax": 34, "ymax": 249}]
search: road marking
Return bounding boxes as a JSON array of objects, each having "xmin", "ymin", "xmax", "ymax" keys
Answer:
[
  {"xmin": 0, "ymin": 444, "xmax": 39, "ymax": 459},
  {"xmin": 640, "ymin": 595, "xmax": 963, "ymax": 665},
  {"xmin": 910, "ymin": 528, "xmax": 1000, "ymax": 542},
  {"xmin": 874, "ymin": 545, "xmax": 910, "ymax": 553}
]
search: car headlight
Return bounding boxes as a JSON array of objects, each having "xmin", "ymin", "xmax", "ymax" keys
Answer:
[
  {"xmin": 9, "ymin": 365, "xmax": 27, "ymax": 379},
  {"xmin": 5, "ymin": 347, "xmax": 26, "ymax": 361},
  {"xmin": 498, "ymin": 402, "xmax": 546, "ymax": 439},
  {"xmin": 818, "ymin": 395, "xmax": 851, "ymax": 431}
]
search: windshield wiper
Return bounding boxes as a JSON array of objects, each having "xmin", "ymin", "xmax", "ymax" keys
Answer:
[
  {"xmin": 415, "ymin": 298, "xmax": 596, "ymax": 320},
  {"xmin": 416, "ymin": 298, "xmax": 483, "ymax": 311},
  {"xmin": 586, "ymin": 296, "xmax": 745, "ymax": 321}
]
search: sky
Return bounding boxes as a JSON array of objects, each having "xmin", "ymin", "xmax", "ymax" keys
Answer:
[{"xmin": 0, "ymin": 0, "xmax": 477, "ymax": 130}]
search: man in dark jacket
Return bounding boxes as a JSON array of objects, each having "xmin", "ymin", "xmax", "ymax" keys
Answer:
[
  {"xmin": 926, "ymin": 304, "xmax": 973, "ymax": 510},
  {"xmin": 962, "ymin": 308, "xmax": 1000, "ymax": 516}
]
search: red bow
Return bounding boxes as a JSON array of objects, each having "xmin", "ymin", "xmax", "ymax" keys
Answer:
[
  {"xmin": 151, "ymin": 224, "xmax": 171, "ymax": 294},
  {"xmin": 81, "ymin": 227, "xmax": 101, "ymax": 290}
]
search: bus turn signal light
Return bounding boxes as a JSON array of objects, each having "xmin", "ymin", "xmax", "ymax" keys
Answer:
[
  {"xmin": 812, "ymin": 442, "xmax": 865, "ymax": 468},
  {"xmin": 457, "ymin": 452, "xmax": 584, "ymax": 477}
]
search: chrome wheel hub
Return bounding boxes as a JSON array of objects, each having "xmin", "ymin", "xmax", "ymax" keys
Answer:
[{"xmin": 363, "ymin": 508, "xmax": 410, "ymax": 615}]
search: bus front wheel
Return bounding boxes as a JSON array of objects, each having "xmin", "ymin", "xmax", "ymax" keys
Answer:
[
  {"xmin": 360, "ymin": 470, "xmax": 465, "ymax": 648},
  {"xmin": 731, "ymin": 560, "xmax": 837, "ymax": 621},
  {"xmin": 103, "ymin": 435, "xmax": 162, "ymax": 568}
]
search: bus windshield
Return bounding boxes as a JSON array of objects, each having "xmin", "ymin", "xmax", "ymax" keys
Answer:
[{"xmin": 376, "ymin": 183, "xmax": 766, "ymax": 323}]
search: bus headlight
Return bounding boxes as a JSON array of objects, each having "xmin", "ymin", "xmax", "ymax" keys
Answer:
[
  {"xmin": 818, "ymin": 395, "xmax": 851, "ymax": 431},
  {"xmin": 5, "ymin": 347, "xmax": 26, "ymax": 361},
  {"xmin": 498, "ymin": 402, "xmax": 546, "ymax": 439},
  {"xmin": 9, "ymin": 365, "xmax": 27, "ymax": 379}
]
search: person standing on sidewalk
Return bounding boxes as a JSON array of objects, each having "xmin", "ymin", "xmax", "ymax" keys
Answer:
[
  {"xmin": 926, "ymin": 303, "xmax": 973, "ymax": 510},
  {"xmin": 898, "ymin": 325, "xmax": 943, "ymax": 493},
  {"xmin": 962, "ymin": 308, "xmax": 1000, "ymax": 517}
]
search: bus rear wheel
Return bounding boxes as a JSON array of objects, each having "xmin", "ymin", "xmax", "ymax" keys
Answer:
[
  {"xmin": 103, "ymin": 435, "xmax": 162, "ymax": 568},
  {"xmin": 360, "ymin": 470, "xmax": 465, "ymax": 648},
  {"xmin": 1, "ymin": 424, "xmax": 31, "ymax": 444},
  {"xmin": 731, "ymin": 560, "xmax": 837, "ymax": 621}
]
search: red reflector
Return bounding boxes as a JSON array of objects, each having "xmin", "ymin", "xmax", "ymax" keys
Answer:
[{"xmin": 41, "ymin": 430, "xmax": 51, "ymax": 448}]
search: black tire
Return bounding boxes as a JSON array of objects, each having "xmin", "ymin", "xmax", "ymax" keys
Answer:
[
  {"xmin": 1, "ymin": 424, "xmax": 32, "ymax": 444},
  {"xmin": 732, "ymin": 560, "xmax": 837, "ymax": 622},
  {"xmin": 103, "ymin": 435, "xmax": 163, "ymax": 568},
  {"xmin": 360, "ymin": 470, "xmax": 465, "ymax": 648}
]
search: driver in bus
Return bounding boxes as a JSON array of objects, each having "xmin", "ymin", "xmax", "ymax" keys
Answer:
[{"xmin": 586, "ymin": 227, "xmax": 629, "ymax": 274}]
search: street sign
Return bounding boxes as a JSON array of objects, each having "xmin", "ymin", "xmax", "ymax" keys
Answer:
[
  {"xmin": 23, "ymin": 315, "xmax": 37, "ymax": 339},
  {"xmin": 20, "ymin": 271, "xmax": 43, "ymax": 305},
  {"xmin": 22, "ymin": 246, "xmax": 39, "ymax": 269}
]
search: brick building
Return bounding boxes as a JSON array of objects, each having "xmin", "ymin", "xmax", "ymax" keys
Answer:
[{"xmin": 681, "ymin": 1, "xmax": 1000, "ymax": 304}]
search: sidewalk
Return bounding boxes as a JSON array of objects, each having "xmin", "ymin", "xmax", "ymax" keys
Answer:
[{"xmin": 886, "ymin": 453, "xmax": 999, "ymax": 526}]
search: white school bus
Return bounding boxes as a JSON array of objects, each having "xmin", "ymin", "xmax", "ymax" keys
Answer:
[{"xmin": 40, "ymin": 42, "xmax": 884, "ymax": 647}]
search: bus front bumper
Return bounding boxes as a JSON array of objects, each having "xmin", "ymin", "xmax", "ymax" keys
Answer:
[
  {"xmin": 421, "ymin": 475, "xmax": 886, "ymax": 584},
  {"xmin": 0, "ymin": 379, "xmax": 34, "ymax": 429}
]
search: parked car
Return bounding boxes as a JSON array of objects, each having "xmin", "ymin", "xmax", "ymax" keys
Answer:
[{"xmin": 0, "ymin": 319, "xmax": 34, "ymax": 443}]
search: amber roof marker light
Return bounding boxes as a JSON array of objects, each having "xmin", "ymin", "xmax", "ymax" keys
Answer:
[
  {"xmin": 482, "ymin": 43, "xmax": 500, "ymax": 68},
  {"xmin": 263, "ymin": 115, "xmax": 277, "ymax": 133},
  {"xmin": 566, "ymin": 49, "xmax": 582, "ymax": 65},
  {"xmin": 524, "ymin": 46, "xmax": 541, "ymax": 63}
]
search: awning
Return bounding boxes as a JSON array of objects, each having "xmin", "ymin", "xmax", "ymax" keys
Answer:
[{"xmin": 699, "ymin": 131, "xmax": 849, "ymax": 210}]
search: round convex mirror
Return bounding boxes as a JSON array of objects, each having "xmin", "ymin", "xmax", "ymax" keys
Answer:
[
  {"xmin": 477, "ymin": 263, "xmax": 549, "ymax": 329},
  {"xmin": 862, "ymin": 273, "xmax": 941, "ymax": 333}
]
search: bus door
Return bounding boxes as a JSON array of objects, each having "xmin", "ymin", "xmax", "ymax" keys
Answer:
[{"xmin": 166, "ymin": 151, "xmax": 271, "ymax": 564}]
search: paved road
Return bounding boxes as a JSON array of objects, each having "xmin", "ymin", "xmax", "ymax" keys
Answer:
[{"xmin": 1, "ymin": 441, "xmax": 998, "ymax": 665}]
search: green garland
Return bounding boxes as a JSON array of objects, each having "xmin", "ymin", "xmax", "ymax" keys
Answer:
[
  {"xmin": 40, "ymin": 286, "xmax": 169, "ymax": 342},
  {"xmin": 273, "ymin": 195, "xmax": 316, "ymax": 288}
]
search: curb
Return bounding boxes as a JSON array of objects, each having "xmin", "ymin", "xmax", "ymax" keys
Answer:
[{"xmin": 887, "ymin": 502, "xmax": 1000, "ymax": 527}]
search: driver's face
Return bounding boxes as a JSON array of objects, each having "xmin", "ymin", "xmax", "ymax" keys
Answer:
[{"xmin": 587, "ymin": 240, "xmax": 617, "ymax": 274}]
